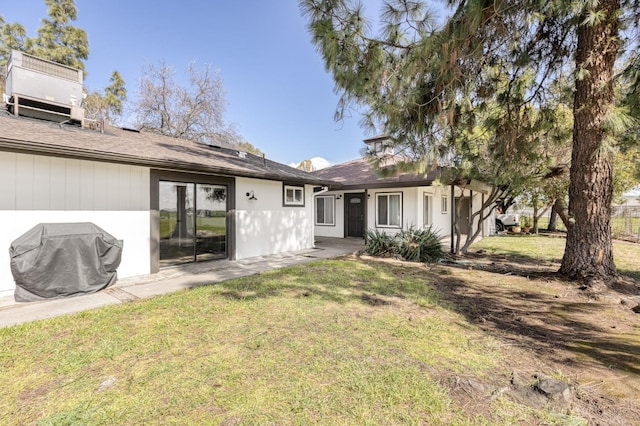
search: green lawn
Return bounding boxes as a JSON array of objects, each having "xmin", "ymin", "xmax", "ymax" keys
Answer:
[
  {"xmin": 0, "ymin": 260, "xmax": 544, "ymax": 425},
  {"xmin": 527, "ymin": 216, "xmax": 640, "ymax": 237},
  {"xmin": 2, "ymin": 237, "xmax": 639, "ymax": 424},
  {"xmin": 473, "ymin": 234, "xmax": 640, "ymax": 279}
]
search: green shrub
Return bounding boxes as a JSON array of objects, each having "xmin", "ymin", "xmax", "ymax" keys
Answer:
[
  {"xmin": 365, "ymin": 226, "xmax": 444, "ymax": 263},
  {"xmin": 364, "ymin": 229, "xmax": 395, "ymax": 256},
  {"xmin": 395, "ymin": 226, "xmax": 444, "ymax": 263}
]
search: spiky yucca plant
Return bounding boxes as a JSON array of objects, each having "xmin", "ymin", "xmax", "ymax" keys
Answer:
[
  {"xmin": 364, "ymin": 229, "xmax": 395, "ymax": 257},
  {"xmin": 365, "ymin": 226, "xmax": 444, "ymax": 263},
  {"xmin": 395, "ymin": 226, "xmax": 444, "ymax": 263}
]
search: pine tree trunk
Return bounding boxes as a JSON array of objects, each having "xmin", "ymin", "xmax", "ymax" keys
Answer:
[
  {"xmin": 548, "ymin": 201, "xmax": 558, "ymax": 231},
  {"xmin": 559, "ymin": 0, "xmax": 620, "ymax": 283},
  {"xmin": 553, "ymin": 198, "xmax": 571, "ymax": 230}
]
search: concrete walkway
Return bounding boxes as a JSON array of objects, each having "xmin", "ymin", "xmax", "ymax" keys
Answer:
[{"xmin": 0, "ymin": 237, "xmax": 364, "ymax": 328}]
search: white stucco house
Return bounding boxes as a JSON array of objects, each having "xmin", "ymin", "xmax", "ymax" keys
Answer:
[
  {"xmin": 0, "ymin": 50, "xmax": 339, "ymax": 299},
  {"xmin": 0, "ymin": 114, "xmax": 338, "ymax": 298},
  {"xmin": 0, "ymin": 51, "xmax": 492, "ymax": 300},
  {"xmin": 311, "ymin": 136, "xmax": 494, "ymax": 251},
  {"xmin": 0, "ymin": 71, "xmax": 342, "ymax": 300}
]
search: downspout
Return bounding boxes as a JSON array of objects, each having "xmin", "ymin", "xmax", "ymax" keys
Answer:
[
  {"xmin": 450, "ymin": 184, "xmax": 455, "ymax": 254},
  {"xmin": 312, "ymin": 186, "xmax": 330, "ymax": 248},
  {"xmin": 364, "ymin": 189, "xmax": 369, "ymax": 239}
]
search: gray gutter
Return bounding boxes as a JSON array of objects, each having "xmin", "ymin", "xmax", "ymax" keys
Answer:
[{"xmin": 329, "ymin": 180, "xmax": 436, "ymax": 190}]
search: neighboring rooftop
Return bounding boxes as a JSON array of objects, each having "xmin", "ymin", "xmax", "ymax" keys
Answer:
[
  {"xmin": 0, "ymin": 111, "xmax": 335, "ymax": 186},
  {"xmin": 312, "ymin": 157, "xmax": 445, "ymax": 190}
]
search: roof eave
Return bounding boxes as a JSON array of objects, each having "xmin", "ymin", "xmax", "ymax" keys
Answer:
[{"xmin": 0, "ymin": 137, "xmax": 335, "ymax": 186}]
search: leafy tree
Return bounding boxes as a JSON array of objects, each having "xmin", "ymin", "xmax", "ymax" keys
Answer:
[
  {"xmin": 83, "ymin": 71, "xmax": 127, "ymax": 124},
  {"xmin": 133, "ymin": 61, "xmax": 237, "ymax": 146},
  {"xmin": 296, "ymin": 159, "xmax": 315, "ymax": 172},
  {"xmin": 235, "ymin": 141, "xmax": 264, "ymax": 157},
  {"xmin": 302, "ymin": 0, "xmax": 640, "ymax": 284}
]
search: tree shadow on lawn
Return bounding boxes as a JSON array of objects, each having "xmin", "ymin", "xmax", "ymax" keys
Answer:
[
  {"xmin": 428, "ymin": 272, "xmax": 640, "ymax": 376},
  {"xmin": 204, "ymin": 256, "xmax": 640, "ymax": 379},
  {"xmin": 199, "ymin": 255, "xmax": 640, "ymax": 423},
  {"xmin": 461, "ymin": 250, "xmax": 640, "ymax": 296}
]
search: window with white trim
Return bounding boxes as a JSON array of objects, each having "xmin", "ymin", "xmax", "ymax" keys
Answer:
[
  {"xmin": 376, "ymin": 192, "xmax": 402, "ymax": 227},
  {"xmin": 423, "ymin": 193, "xmax": 433, "ymax": 226},
  {"xmin": 315, "ymin": 195, "xmax": 335, "ymax": 225},
  {"xmin": 441, "ymin": 195, "xmax": 448, "ymax": 214},
  {"xmin": 283, "ymin": 185, "xmax": 304, "ymax": 206}
]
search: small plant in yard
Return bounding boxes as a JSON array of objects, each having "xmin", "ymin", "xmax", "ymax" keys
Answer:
[
  {"xmin": 365, "ymin": 226, "xmax": 444, "ymax": 263},
  {"xmin": 395, "ymin": 226, "xmax": 445, "ymax": 263},
  {"xmin": 364, "ymin": 228, "xmax": 395, "ymax": 256}
]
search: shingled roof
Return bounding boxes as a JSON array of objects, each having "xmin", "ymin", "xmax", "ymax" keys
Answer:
[
  {"xmin": 0, "ymin": 112, "xmax": 335, "ymax": 186},
  {"xmin": 312, "ymin": 157, "xmax": 446, "ymax": 189}
]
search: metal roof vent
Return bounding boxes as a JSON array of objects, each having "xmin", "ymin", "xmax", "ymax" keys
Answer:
[{"xmin": 4, "ymin": 50, "xmax": 85, "ymax": 125}]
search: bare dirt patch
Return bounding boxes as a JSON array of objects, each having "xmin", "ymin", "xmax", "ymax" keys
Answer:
[{"xmin": 357, "ymin": 251, "xmax": 640, "ymax": 425}]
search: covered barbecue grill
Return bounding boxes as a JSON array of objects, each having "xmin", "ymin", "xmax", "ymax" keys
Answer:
[{"xmin": 10, "ymin": 223, "xmax": 122, "ymax": 302}]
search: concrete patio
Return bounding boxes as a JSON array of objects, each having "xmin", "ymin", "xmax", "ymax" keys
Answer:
[{"xmin": 0, "ymin": 237, "xmax": 364, "ymax": 328}]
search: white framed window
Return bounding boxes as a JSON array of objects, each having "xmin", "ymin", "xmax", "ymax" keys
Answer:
[
  {"xmin": 283, "ymin": 184, "xmax": 304, "ymax": 206},
  {"xmin": 441, "ymin": 195, "xmax": 448, "ymax": 214},
  {"xmin": 315, "ymin": 195, "xmax": 335, "ymax": 225},
  {"xmin": 423, "ymin": 193, "xmax": 433, "ymax": 226},
  {"xmin": 376, "ymin": 192, "xmax": 402, "ymax": 227}
]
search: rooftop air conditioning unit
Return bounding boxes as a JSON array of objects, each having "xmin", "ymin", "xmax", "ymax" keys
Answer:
[{"xmin": 5, "ymin": 50, "xmax": 84, "ymax": 123}]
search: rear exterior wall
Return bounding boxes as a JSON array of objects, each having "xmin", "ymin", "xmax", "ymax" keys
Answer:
[{"xmin": 0, "ymin": 151, "xmax": 151, "ymax": 297}]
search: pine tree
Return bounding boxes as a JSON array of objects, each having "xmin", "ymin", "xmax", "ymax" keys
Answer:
[
  {"xmin": 302, "ymin": 0, "xmax": 640, "ymax": 284},
  {"xmin": 29, "ymin": 0, "xmax": 89, "ymax": 72}
]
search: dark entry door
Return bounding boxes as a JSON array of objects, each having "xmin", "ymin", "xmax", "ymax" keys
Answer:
[
  {"xmin": 345, "ymin": 193, "xmax": 365, "ymax": 237},
  {"xmin": 455, "ymin": 197, "xmax": 471, "ymax": 234}
]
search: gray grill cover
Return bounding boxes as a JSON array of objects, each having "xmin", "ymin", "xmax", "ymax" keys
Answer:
[{"xmin": 10, "ymin": 223, "xmax": 122, "ymax": 302}]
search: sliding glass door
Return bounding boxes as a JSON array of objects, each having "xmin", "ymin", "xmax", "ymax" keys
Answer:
[
  {"xmin": 195, "ymin": 184, "xmax": 227, "ymax": 261},
  {"xmin": 159, "ymin": 181, "xmax": 227, "ymax": 266}
]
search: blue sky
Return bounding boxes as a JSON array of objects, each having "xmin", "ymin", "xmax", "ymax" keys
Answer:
[{"xmin": 2, "ymin": 0, "xmax": 390, "ymax": 166}]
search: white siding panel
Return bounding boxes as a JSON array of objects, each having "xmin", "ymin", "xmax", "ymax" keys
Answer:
[
  {"xmin": 106, "ymin": 163, "xmax": 120, "ymax": 209},
  {"xmin": 79, "ymin": 160, "xmax": 94, "ymax": 209},
  {"xmin": 33, "ymin": 156, "xmax": 51, "ymax": 210},
  {"xmin": 65, "ymin": 159, "xmax": 81, "ymax": 210},
  {"xmin": 136, "ymin": 168, "xmax": 150, "ymax": 211},
  {"xmin": 93, "ymin": 162, "xmax": 108, "ymax": 210},
  {"xmin": 117, "ymin": 165, "xmax": 130, "ymax": 210},
  {"xmin": 15, "ymin": 154, "xmax": 34, "ymax": 210},
  {"xmin": 49, "ymin": 157, "xmax": 67, "ymax": 210},
  {"xmin": 0, "ymin": 152, "xmax": 16, "ymax": 210}
]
